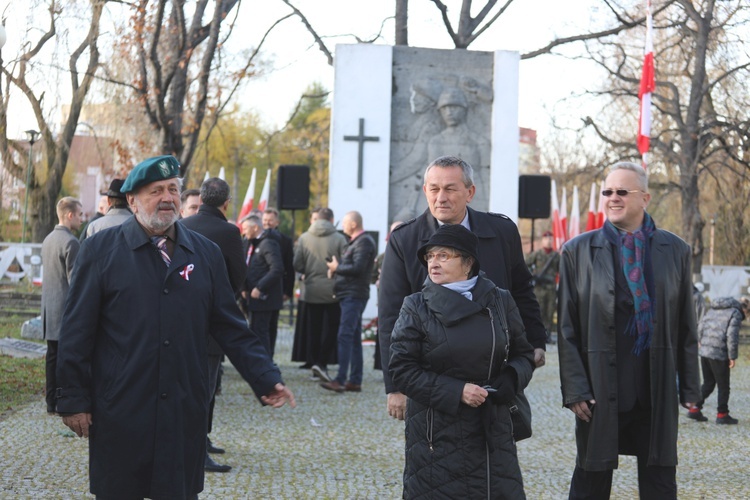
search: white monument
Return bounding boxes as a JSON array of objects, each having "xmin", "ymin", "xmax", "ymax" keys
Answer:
[{"xmin": 328, "ymin": 44, "xmax": 520, "ymax": 318}]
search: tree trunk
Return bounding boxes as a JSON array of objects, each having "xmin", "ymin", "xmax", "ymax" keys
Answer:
[{"xmin": 395, "ymin": 0, "xmax": 408, "ymax": 46}]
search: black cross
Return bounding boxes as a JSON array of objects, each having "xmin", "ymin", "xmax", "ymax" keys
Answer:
[{"xmin": 343, "ymin": 118, "xmax": 379, "ymax": 188}]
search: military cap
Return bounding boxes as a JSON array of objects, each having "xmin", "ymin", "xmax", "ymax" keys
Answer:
[{"xmin": 121, "ymin": 155, "xmax": 181, "ymax": 194}]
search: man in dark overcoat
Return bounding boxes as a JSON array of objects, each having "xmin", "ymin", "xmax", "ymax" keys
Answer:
[
  {"xmin": 180, "ymin": 176, "xmax": 246, "ymax": 472},
  {"xmin": 558, "ymin": 162, "xmax": 700, "ymax": 499},
  {"xmin": 55, "ymin": 155, "xmax": 295, "ymax": 500},
  {"xmin": 41, "ymin": 196, "xmax": 82, "ymax": 414},
  {"xmin": 378, "ymin": 155, "xmax": 546, "ymax": 420}
]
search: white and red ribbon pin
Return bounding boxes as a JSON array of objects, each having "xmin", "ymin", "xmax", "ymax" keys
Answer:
[{"xmin": 179, "ymin": 264, "xmax": 195, "ymax": 281}]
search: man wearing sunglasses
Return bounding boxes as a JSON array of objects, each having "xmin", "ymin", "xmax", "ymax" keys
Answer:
[{"xmin": 558, "ymin": 161, "xmax": 700, "ymax": 499}]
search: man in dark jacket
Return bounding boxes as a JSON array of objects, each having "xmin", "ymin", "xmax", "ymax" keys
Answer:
[
  {"xmin": 241, "ymin": 214, "xmax": 284, "ymax": 357},
  {"xmin": 558, "ymin": 162, "xmax": 700, "ymax": 499},
  {"xmin": 378, "ymin": 155, "xmax": 546, "ymax": 420},
  {"xmin": 321, "ymin": 211, "xmax": 376, "ymax": 393},
  {"xmin": 56, "ymin": 155, "xmax": 294, "ymax": 500},
  {"xmin": 262, "ymin": 208, "xmax": 295, "ymax": 348},
  {"xmin": 180, "ymin": 177, "xmax": 246, "ymax": 472}
]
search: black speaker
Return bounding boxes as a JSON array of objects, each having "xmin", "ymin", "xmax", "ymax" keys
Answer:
[
  {"xmin": 276, "ymin": 165, "xmax": 310, "ymax": 210},
  {"xmin": 518, "ymin": 175, "xmax": 551, "ymax": 219}
]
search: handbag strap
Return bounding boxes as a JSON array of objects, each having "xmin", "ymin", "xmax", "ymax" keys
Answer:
[{"xmin": 493, "ymin": 289, "xmax": 511, "ymax": 368}]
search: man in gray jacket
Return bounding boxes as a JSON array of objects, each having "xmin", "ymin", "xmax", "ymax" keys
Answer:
[
  {"xmin": 687, "ymin": 296, "xmax": 749, "ymax": 424},
  {"xmin": 85, "ymin": 178, "xmax": 132, "ymax": 237},
  {"xmin": 293, "ymin": 207, "xmax": 347, "ymax": 381},
  {"xmin": 41, "ymin": 196, "xmax": 83, "ymax": 413}
]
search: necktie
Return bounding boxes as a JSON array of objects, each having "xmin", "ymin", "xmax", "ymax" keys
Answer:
[
  {"xmin": 153, "ymin": 236, "xmax": 171, "ymax": 267},
  {"xmin": 246, "ymin": 244, "xmax": 254, "ymax": 266}
]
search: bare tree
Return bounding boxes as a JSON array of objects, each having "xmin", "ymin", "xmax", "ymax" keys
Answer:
[
  {"xmin": 581, "ymin": 0, "xmax": 750, "ymax": 272},
  {"xmin": 0, "ymin": 0, "xmax": 106, "ymax": 242}
]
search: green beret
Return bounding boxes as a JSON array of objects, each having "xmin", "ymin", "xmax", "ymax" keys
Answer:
[{"xmin": 121, "ymin": 155, "xmax": 181, "ymax": 194}]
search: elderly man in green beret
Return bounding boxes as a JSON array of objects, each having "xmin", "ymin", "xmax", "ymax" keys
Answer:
[{"xmin": 55, "ymin": 155, "xmax": 295, "ymax": 500}]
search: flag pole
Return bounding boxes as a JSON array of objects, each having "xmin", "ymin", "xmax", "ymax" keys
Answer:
[{"xmin": 637, "ymin": 0, "xmax": 655, "ymax": 169}]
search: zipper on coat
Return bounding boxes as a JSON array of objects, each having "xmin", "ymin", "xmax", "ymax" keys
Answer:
[
  {"xmin": 426, "ymin": 407, "xmax": 434, "ymax": 452},
  {"xmin": 485, "ymin": 308, "xmax": 498, "ymax": 499},
  {"xmin": 486, "ymin": 308, "xmax": 497, "ymax": 382}
]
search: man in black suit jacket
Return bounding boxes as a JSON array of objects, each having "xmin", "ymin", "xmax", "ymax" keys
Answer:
[
  {"xmin": 241, "ymin": 214, "xmax": 285, "ymax": 357},
  {"xmin": 180, "ymin": 177, "xmax": 245, "ymax": 473},
  {"xmin": 262, "ymin": 208, "xmax": 295, "ymax": 350}
]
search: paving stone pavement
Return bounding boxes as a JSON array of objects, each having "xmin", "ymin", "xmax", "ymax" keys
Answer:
[{"xmin": 1, "ymin": 328, "xmax": 749, "ymax": 499}]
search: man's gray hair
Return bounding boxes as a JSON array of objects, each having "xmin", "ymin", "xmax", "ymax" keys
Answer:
[
  {"xmin": 200, "ymin": 177, "xmax": 230, "ymax": 208},
  {"xmin": 609, "ymin": 162, "xmax": 648, "ymax": 192},
  {"xmin": 424, "ymin": 156, "xmax": 474, "ymax": 188},
  {"xmin": 242, "ymin": 214, "xmax": 261, "ymax": 227}
]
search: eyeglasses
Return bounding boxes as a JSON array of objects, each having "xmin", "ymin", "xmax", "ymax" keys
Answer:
[
  {"xmin": 423, "ymin": 251, "xmax": 461, "ymax": 263},
  {"xmin": 601, "ymin": 189, "xmax": 643, "ymax": 197}
]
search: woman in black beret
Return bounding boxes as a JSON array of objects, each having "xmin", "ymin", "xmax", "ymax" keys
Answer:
[{"xmin": 389, "ymin": 223, "xmax": 535, "ymax": 499}]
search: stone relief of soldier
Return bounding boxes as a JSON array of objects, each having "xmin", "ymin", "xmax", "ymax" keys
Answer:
[{"xmin": 390, "ymin": 75, "xmax": 492, "ymax": 223}]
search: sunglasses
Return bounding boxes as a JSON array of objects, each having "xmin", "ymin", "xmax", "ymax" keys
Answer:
[{"xmin": 601, "ymin": 189, "xmax": 643, "ymax": 197}]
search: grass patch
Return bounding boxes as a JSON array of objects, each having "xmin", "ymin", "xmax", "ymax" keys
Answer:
[
  {"xmin": 0, "ymin": 354, "xmax": 45, "ymax": 419},
  {"xmin": 0, "ymin": 313, "xmax": 44, "ymax": 419},
  {"xmin": 0, "ymin": 314, "xmax": 31, "ymax": 340}
]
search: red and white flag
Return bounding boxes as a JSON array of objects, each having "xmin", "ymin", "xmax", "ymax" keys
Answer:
[
  {"xmin": 637, "ymin": 0, "xmax": 655, "ymax": 167},
  {"xmin": 568, "ymin": 186, "xmax": 581, "ymax": 240},
  {"xmin": 560, "ymin": 186, "xmax": 568, "ymax": 244},
  {"xmin": 585, "ymin": 182, "xmax": 598, "ymax": 232},
  {"xmin": 551, "ymin": 180, "xmax": 564, "ymax": 251},
  {"xmin": 237, "ymin": 168, "xmax": 257, "ymax": 224},
  {"xmin": 258, "ymin": 170, "xmax": 270, "ymax": 212}
]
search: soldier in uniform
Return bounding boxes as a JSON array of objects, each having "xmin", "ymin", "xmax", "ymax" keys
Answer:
[{"xmin": 525, "ymin": 231, "xmax": 560, "ymax": 343}]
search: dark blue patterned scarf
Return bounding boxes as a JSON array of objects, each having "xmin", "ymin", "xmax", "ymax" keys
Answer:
[{"xmin": 602, "ymin": 212, "xmax": 656, "ymax": 355}]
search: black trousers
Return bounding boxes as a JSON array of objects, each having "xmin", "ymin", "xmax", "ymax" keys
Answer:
[
  {"xmin": 249, "ymin": 310, "xmax": 274, "ymax": 358},
  {"xmin": 568, "ymin": 408, "xmax": 676, "ymax": 500},
  {"xmin": 698, "ymin": 356, "xmax": 731, "ymax": 414},
  {"xmin": 207, "ymin": 354, "xmax": 222, "ymax": 435},
  {"xmin": 45, "ymin": 340, "xmax": 58, "ymax": 413},
  {"xmin": 268, "ymin": 309, "xmax": 280, "ymax": 358}
]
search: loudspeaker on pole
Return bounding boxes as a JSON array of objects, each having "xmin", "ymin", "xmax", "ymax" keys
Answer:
[
  {"xmin": 518, "ymin": 175, "xmax": 551, "ymax": 219},
  {"xmin": 276, "ymin": 165, "xmax": 310, "ymax": 210}
]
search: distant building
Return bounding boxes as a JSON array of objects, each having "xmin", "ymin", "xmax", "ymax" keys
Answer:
[
  {"xmin": 0, "ymin": 133, "xmax": 117, "ymax": 223},
  {"xmin": 519, "ymin": 127, "xmax": 541, "ymax": 174}
]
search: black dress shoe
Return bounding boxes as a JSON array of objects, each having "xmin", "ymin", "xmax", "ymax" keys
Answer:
[
  {"xmin": 207, "ymin": 438, "xmax": 225, "ymax": 454},
  {"xmin": 205, "ymin": 454, "xmax": 231, "ymax": 473}
]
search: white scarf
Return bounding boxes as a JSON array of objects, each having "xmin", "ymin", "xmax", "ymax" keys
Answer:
[{"xmin": 441, "ymin": 276, "xmax": 478, "ymax": 300}]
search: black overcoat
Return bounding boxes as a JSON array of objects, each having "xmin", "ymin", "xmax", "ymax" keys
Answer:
[
  {"xmin": 56, "ymin": 217, "xmax": 282, "ymax": 499},
  {"xmin": 180, "ymin": 204, "xmax": 245, "ymax": 293},
  {"xmin": 557, "ymin": 227, "xmax": 701, "ymax": 470},
  {"xmin": 379, "ymin": 208, "xmax": 545, "ymax": 393}
]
